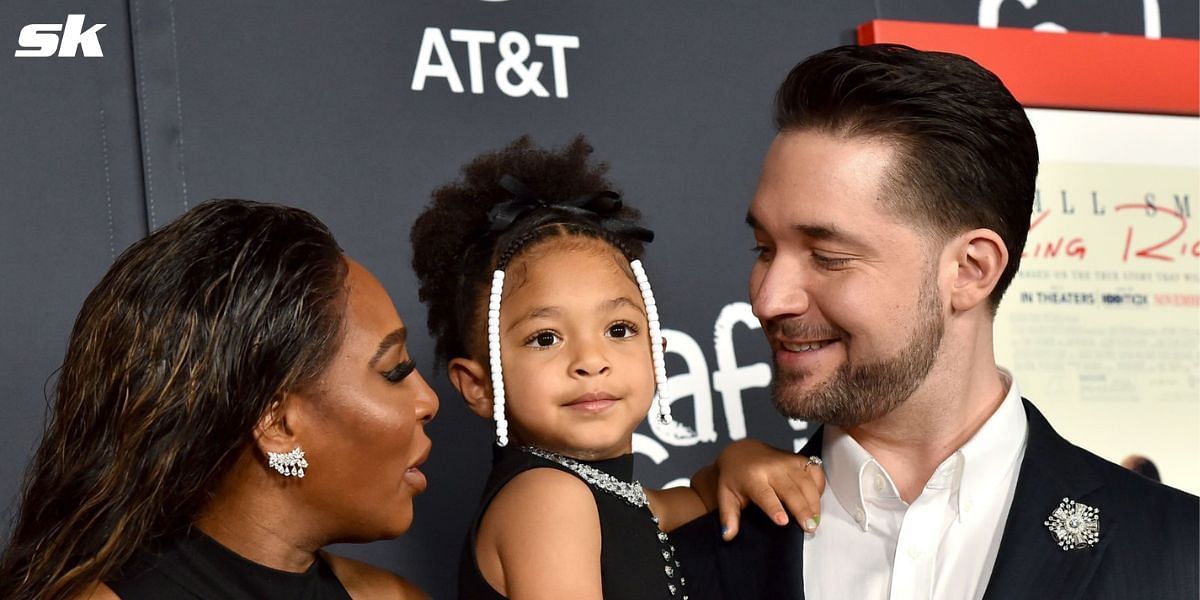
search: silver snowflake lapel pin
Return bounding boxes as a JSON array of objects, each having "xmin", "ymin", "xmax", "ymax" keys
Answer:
[{"xmin": 1044, "ymin": 497, "xmax": 1100, "ymax": 550}]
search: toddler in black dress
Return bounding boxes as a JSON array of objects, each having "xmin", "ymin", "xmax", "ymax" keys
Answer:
[{"xmin": 411, "ymin": 136, "xmax": 825, "ymax": 599}]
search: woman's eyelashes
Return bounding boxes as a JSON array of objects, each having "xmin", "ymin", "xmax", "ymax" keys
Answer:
[{"xmin": 383, "ymin": 359, "xmax": 416, "ymax": 383}]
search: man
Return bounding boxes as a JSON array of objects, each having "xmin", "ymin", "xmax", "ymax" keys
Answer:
[{"xmin": 674, "ymin": 44, "xmax": 1198, "ymax": 600}]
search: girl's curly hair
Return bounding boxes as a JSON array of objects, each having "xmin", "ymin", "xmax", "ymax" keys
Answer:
[{"xmin": 410, "ymin": 135, "xmax": 647, "ymax": 368}]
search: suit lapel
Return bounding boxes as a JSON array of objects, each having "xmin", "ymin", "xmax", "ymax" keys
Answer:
[{"xmin": 982, "ymin": 400, "xmax": 1112, "ymax": 600}]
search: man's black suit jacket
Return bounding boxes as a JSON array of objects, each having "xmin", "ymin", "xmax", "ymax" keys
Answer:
[{"xmin": 673, "ymin": 399, "xmax": 1199, "ymax": 600}]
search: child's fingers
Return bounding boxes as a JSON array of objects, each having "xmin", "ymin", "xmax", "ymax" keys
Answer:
[
  {"xmin": 802, "ymin": 457, "xmax": 827, "ymax": 492},
  {"xmin": 792, "ymin": 459, "xmax": 825, "ymax": 509},
  {"xmin": 784, "ymin": 470, "xmax": 823, "ymax": 531},
  {"xmin": 743, "ymin": 483, "xmax": 789, "ymax": 529},
  {"xmin": 774, "ymin": 473, "xmax": 818, "ymax": 531},
  {"xmin": 716, "ymin": 487, "xmax": 743, "ymax": 541}
]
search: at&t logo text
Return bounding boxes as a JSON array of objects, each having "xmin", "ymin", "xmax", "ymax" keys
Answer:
[
  {"xmin": 14, "ymin": 14, "xmax": 106, "ymax": 58},
  {"xmin": 411, "ymin": 27, "xmax": 579, "ymax": 99}
]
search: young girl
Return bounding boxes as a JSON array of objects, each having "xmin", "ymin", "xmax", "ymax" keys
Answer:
[{"xmin": 411, "ymin": 137, "xmax": 823, "ymax": 599}]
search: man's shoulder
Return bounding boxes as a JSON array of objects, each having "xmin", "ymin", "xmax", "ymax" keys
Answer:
[
  {"xmin": 1021, "ymin": 397, "xmax": 1198, "ymax": 532},
  {"xmin": 1024, "ymin": 399, "xmax": 1195, "ymax": 498},
  {"xmin": 1057, "ymin": 433, "xmax": 1197, "ymax": 517}
]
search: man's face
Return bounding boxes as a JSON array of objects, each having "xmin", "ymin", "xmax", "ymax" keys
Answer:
[{"xmin": 747, "ymin": 130, "xmax": 946, "ymax": 427}]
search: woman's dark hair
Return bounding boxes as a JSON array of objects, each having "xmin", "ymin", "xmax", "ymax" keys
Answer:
[
  {"xmin": 774, "ymin": 43, "xmax": 1039, "ymax": 310},
  {"xmin": 0, "ymin": 199, "xmax": 349, "ymax": 600},
  {"xmin": 410, "ymin": 135, "xmax": 646, "ymax": 368}
]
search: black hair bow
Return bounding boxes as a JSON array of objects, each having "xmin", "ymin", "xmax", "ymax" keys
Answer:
[{"xmin": 486, "ymin": 175, "xmax": 654, "ymax": 243}]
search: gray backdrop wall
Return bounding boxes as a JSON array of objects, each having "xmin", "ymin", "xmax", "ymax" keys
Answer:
[{"xmin": 3, "ymin": 1, "xmax": 1196, "ymax": 596}]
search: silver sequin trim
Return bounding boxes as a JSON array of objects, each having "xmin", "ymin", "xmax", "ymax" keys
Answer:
[{"xmin": 522, "ymin": 446, "xmax": 649, "ymax": 508}]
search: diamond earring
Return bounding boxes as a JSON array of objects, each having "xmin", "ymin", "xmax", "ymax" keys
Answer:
[{"xmin": 267, "ymin": 447, "xmax": 308, "ymax": 478}]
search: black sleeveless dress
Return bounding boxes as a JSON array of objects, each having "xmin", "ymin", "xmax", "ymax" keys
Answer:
[
  {"xmin": 458, "ymin": 445, "xmax": 690, "ymax": 599},
  {"xmin": 108, "ymin": 526, "xmax": 352, "ymax": 600}
]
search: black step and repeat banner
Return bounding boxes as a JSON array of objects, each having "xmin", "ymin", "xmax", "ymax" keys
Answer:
[{"xmin": 3, "ymin": 1, "xmax": 1196, "ymax": 595}]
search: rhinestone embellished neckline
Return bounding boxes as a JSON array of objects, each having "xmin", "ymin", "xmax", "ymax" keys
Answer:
[
  {"xmin": 520, "ymin": 446, "xmax": 689, "ymax": 598},
  {"xmin": 523, "ymin": 446, "xmax": 648, "ymax": 507}
]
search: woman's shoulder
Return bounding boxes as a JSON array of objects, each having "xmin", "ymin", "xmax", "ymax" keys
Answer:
[{"xmin": 322, "ymin": 553, "xmax": 428, "ymax": 600}]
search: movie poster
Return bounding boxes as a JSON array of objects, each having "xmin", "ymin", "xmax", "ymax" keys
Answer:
[{"xmin": 995, "ymin": 108, "xmax": 1199, "ymax": 493}]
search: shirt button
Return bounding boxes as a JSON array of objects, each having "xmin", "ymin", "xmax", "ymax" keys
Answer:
[
  {"xmin": 873, "ymin": 474, "xmax": 886, "ymax": 492},
  {"xmin": 854, "ymin": 509, "xmax": 866, "ymax": 523},
  {"xmin": 907, "ymin": 547, "xmax": 922, "ymax": 560},
  {"xmin": 963, "ymin": 499, "xmax": 974, "ymax": 513}
]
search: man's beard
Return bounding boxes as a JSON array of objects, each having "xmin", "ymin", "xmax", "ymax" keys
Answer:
[{"xmin": 769, "ymin": 277, "xmax": 944, "ymax": 427}]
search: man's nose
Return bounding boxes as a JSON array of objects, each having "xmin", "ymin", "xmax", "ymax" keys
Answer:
[{"xmin": 750, "ymin": 259, "xmax": 811, "ymax": 322}]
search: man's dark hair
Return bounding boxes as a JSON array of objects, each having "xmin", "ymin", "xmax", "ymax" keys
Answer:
[{"xmin": 774, "ymin": 43, "xmax": 1038, "ymax": 310}]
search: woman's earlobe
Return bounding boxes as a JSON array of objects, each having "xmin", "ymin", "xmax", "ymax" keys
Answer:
[{"xmin": 448, "ymin": 358, "xmax": 495, "ymax": 419}]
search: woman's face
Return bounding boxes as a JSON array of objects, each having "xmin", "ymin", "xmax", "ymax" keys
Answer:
[{"xmin": 290, "ymin": 258, "xmax": 438, "ymax": 542}]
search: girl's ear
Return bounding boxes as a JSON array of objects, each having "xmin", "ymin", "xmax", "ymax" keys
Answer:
[{"xmin": 448, "ymin": 357, "xmax": 494, "ymax": 419}]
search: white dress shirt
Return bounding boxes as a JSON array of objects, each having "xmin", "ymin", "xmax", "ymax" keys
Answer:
[{"xmin": 802, "ymin": 371, "xmax": 1029, "ymax": 600}]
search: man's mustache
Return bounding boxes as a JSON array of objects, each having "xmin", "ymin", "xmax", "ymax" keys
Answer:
[{"xmin": 764, "ymin": 317, "xmax": 846, "ymax": 342}]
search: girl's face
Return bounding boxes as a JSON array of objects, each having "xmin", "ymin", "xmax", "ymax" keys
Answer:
[{"xmin": 495, "ymin": 237, "xmax": 655, "ymax": 460}]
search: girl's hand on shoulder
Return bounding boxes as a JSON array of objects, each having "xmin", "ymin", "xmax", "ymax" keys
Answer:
[{"xmin": 699, "ymin": 439, "xmax": 825, "ymax": 541}]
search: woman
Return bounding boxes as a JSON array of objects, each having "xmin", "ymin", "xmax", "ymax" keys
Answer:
[{"xmin": 0, "ymin": 199, "xmax": 437, "ymax": 599}]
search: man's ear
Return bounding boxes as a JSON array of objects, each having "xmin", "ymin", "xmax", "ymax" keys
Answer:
[
  {"xmin": 448, "ymin": 357, "xmax": 494, "ymax": 419},
  {"xmin": 253, "ymin": 394, "xmax": 300, "ymax": 454},
  {"xmin": 948, "ymin": 228, "xmax": 1008, "ymax": 312}
]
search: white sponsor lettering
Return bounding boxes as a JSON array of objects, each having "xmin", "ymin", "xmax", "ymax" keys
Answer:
[
  {"xmin": 634, "ymin": 302, "xmax": 813, "ymax": 467},
  {"xmin": 412, "ymin": 27, "xmax": 578, "ymax": 98}
]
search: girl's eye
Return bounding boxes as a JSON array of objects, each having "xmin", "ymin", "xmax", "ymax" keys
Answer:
[
  {"xmin": 525, "ymin": 331, "xmax": 561, "ymax": 348},
  {"xmin": 383, "ymin": 359, "xmax": 416, "ymax": 383},
  {"xmin": 606, "ymin": 322, "xmax": 638, "ymax": 339}
]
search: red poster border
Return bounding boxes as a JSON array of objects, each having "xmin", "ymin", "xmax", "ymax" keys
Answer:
[{"xmin": 858, "ymin": 19, "xmax": 1199, "ymax": 116}]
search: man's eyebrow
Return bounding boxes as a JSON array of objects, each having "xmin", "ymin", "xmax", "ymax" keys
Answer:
[
  {"xmin": 793, "ymin": 224, "xmax": 869, "ymax": 248},
  {"xmin": 368, "ymin": 327, "xmax": 407, "ymax": 369},
  {"xmin": 747, "ymin": 212, "xmax": 867, "ymax": 248},
  {"xmin": 795, "ymin": 224, "xmax": 842, "ymax": 240}
]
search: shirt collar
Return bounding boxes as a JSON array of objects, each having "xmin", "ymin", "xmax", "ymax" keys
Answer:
[{"xmin": 821, "ymin": 368, "xmax": 1028, "ymax": 532}]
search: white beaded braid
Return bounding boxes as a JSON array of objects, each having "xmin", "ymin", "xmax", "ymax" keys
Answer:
[
  {"xmin": 631, "ymin": 260, "xmax": 673, "ymax": 426},
  {"xmin": 488, "ymin": 269, "xmax": 509, "ymax": 447}
]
